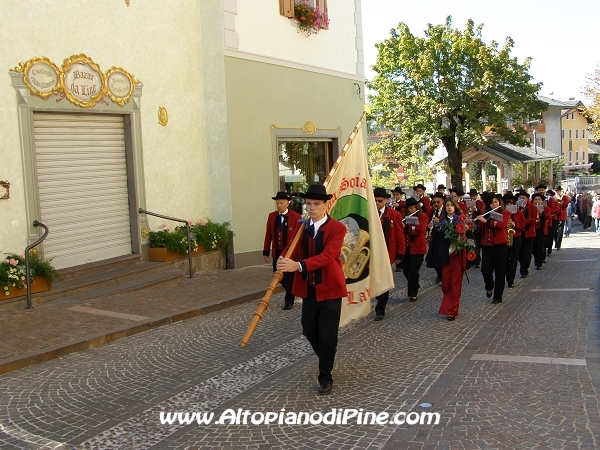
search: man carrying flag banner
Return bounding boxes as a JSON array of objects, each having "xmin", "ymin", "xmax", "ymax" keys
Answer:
[{"xmin": 324, "ymin": 114, "xmax": 395, "ymax": 327}]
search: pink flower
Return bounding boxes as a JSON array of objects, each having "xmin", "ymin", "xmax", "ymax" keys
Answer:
[
  {"xmin": 9, "ymin": 259, "xmax": 18, "ymax": 266},
  {"xmin": 188, "ymin": 220, "xmax": 193, "ymax": 225},
  {"xmin": 3, "ymin": 260, "xmax": 9, "ymax": 264},
  {"xmin": 19, "ymin": 254, "xmax": 25, "ymax": 259},
  {"xmin": 199, "ymin": 221, "xmax": 206, "ymax": 226},
  {"xmin": 161, "ymin": 223, "xmax": 167, "ymax": 228}
]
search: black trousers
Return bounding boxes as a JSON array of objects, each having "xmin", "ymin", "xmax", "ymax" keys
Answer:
[
  {"xmin": 533, "ymin": 229, "xmax": 546, "ymax": 268},
  {"xmin": 481, "ymin": 245, "xmax": 508, "ymax": 301},
  {"xmin": 554, "ymin": 221, "xmax": 564, "ymax": 249},
  {"xmin": 273, "ymin": 251, "xmax": 295, "ymax": 305},
  {"xmin": 301, "ymin": 286, "xmax": 342, "ymax": 385},
  {"xmin": 402, "ymin": 251, "xmax": 424, "ymax": 298},
  {"xmin": 506, "ymin": 236, "xmax": 521, "ymax": 285},
  {"xmin": 375, "ymin": 290, "xmax": 390, "ymax": 316},
  {"xmin": 519, "ymin": 237, "xmax": 534, "ymax": 276},
  {"xmin": 546, "ymin": 220, "xmax": 558, "ymax": 255}
]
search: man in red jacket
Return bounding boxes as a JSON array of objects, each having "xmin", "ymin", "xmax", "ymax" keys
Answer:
[
  {"xmin": 516, "ymin": 190, "xmax": 538, "ymax": 278},
  {"xmin": 263, "ymin": 192, "xmax": 302, "ymax": 310},
  {"xmin": 553, "ymin": 186, "xmax": 569, "ymax": 251},
  {"xmin": 277, "ymin": 184, "xmax": 347, "ymax": 396},
  {"xmin": 531, "ymin": 193, "xmax": 551, "ymax": 270},
  {"xmin": 373, "ymin": 187, "xmax": 405, "ymax": 320}
]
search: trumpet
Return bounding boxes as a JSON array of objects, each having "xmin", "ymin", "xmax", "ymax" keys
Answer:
[{"xmin": 341, "ymin": 229, "xmax": 370, "ymax": 279}]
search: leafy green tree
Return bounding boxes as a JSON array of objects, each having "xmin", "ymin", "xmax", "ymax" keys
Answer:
[
  {"xmin": 582, "ymin": 64, "xmax": 600, "ymax": 136},
  {"xmin": 368, "ymin": 16, "xmax": 546, "ymax": 188}
]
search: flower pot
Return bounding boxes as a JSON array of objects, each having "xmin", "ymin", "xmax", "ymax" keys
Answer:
[
  {"xmin": 2, "ymin": 277, "xmax": 51, "ymax": 300},
  {"xmin": 147, "ymin": 247, "xmax": 183, "ymax": 262}
]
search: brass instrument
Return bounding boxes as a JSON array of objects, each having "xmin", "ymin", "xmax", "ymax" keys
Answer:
[
  {"xmin": 341, "ymin": 229, "xmax": 370, "ymax": 279},
  {"xmin": 507, "ymin": 218, "xmax": 515, "ymax": 247}
]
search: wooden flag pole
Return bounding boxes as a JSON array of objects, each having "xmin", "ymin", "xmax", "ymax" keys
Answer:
[{"xmin": 323, "ymin": 111, "xmax": 366, "ymax": 187}]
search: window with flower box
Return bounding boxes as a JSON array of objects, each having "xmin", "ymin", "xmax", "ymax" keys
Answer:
[{"xmin": 280, "ymin": 0, "xmax": 329, "ymax": 34}]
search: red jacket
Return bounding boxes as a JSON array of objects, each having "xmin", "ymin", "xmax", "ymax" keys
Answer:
[
  {"xmin": 520, "ymin": 202, "xmax": 538, "ymax": 239},
  {"xmin": 380, "ymin": 207, "xmax": 406, "ymax": 263},
  {"xmin": 510, "ymin": 210, "xmax": 526, "ymax": 238},
  {"xmin": 479, "ymin": 209, "xmax": 511, "ymax": 247},
  {"xmin": 456, "ymin": 200, "xmax": 468, "ymax": 215},
  {"xmin": 404, "ymin": 212, "xmax": 428, "ymax": 255},
  {"xmin": 557, "ymin": 195, "xmax": 569, "ymax": 221},
  {"xmin": 284, "ymin": 217, "xmax": 347, "ymax": 301},
  {"xmin": 546, "ymin": 197, "xmax": 559, "ymax": 221},
  {"xmin": 419, "ymin": 196, "xmax": 432, "ymax": 215},
  {"xmin": 263, "ymin": 210, "xmax": 302, "ymax": 258}
]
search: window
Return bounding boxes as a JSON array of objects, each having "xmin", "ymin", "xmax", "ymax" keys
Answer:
[
  {"xmin": 562, "ymin": 130, "xmax": 565, "ymax": 139},
  {"xmin": 569, "ymin": 152, "xmax": 572, "ymax": 161},
  {"xmin": 277, "ymin": 140, "xmax": 333, "ymax": 212},
  {"xmin": 569, "ymin": 140, "xmax": 573, "ymax": 152},
  {"xmin": 583, "ymin": 151, "xmax": 586, "ymax": 161},
  {"xmin": 569, "ymin": 129, "xmax": 572, "ymax": 139},
  {"xmin": 576, "ymin": 130, "xmax": 579, "ymax": 139},
  {"xmin": 280, "ymin": 0, "xmax": 328, "ymax": 21},
  {"xmin": 541, "ymin": 138, "xmax": 545, "ymax": 148},
  {"xmin": 576, "ymin": 151, "xmax": 579, "ymax": 162},
  {"xmin": 583, "ymin": 129, "xmax": 586, "ymax": 139}
]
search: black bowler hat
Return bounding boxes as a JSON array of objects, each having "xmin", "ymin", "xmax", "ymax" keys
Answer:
[
  {"xmin": 546, "ymin": 189, "xmax": 555, "ymax": 196},
  {"xmin": 535, "ymin": 183, "xmax": 547, "ymax": 190},
  {"xmin": 432, "ymin": 192, "xmax": 445, "ymax": 200},
  {"xmin": 485, "ymin": 192, "xmax": 503, "ymax": 203},
  {"xmin": 502, "ymin": 192, "xmax": 516, "ymax": 203},
  {"xmin": 468, "ymin": 188, "xmax": 479, "ymax": 196},
  {"xmin": 516, "ymin": 190, "xmax": 530, "ymax": 198},
  {"xmin": 555, "ymin": 186, "xmax": 563, "ymax": 191},
  {"xmin": 413, "ymin": 183, "xmax": 426, "ymax": 191},
  {"xmin": 437, "ymin": 184, "xmax": 446, "ymax": 190},
  {"xmin": 272, "ymin": 191, "xmax": 292, "ymax": 200},
  {"xmin": 405, "ymin": 197, "xmax": 419, "ymax": 208},
  {"xmin": 449, "ymin": 186, "xmax": 465, "ymax": 196},
  {"xmin": 531, "ymin": 192, "xmax": 545, "ymax": 201},
  {"xmin": 373, "ymin": 187, "xmax": 391, "ymax": 199},
  {"xmin": 392, "ymin": 186, "xmax": 405, "ymax": 194},
  {"xmin": 299, "ymin": 184, "xmax": 333, "ymax": 201}
]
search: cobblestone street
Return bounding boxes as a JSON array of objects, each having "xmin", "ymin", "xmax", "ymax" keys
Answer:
[{"xmin": 0, "ymin": 226, "xmax": 599, "ymax": 449}]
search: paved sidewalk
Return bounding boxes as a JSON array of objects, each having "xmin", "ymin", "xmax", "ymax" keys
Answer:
[{"xmin": 0, "ymin": 264, "xmax": 283, "ymax": 375}]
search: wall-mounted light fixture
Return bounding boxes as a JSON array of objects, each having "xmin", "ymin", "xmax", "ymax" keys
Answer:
[{"xmin": 353, "ymin": 83, "xmax": 363, "ymax": 100}]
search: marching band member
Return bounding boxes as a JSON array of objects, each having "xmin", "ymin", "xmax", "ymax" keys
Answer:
[
  {"xmin": 531, "ymin": 192, "xmax": 551, "ymax": 271},
  {"xmin": 545, "ymin": 188, "xmax": 560, "ymax": 258},
  {"xmin": 373, "ymin": 187, "xmax": 405, "ymax": 321},
  {"xmin": 392, "ymin": 186, "xmax": 406, "ymax": 215},
  {"xmin": 263, "ymin": 191, "xmax": 302, "ymax": 309},
  {"xmin": 475, "ymin": 193, "xmax": 511, "ymax": 304},
  {"xmin": 516, "ymin": 190, "xmax": 538, "ymax": 279},
  {"xmin": 449, "ymin": 186, "xmax": 468, "ymax": 214},
  {"xmin": 427, "ymin": 192, "xmax": 446, "ymax": 284},
  {"xmin": 467, "ymin": 188, "xmax": 485, "ymax": 269},
  {"xmin": 402, "ymin": 197, "xmax": 428, "ymax": 302},
  {"xmin": 277, "ymin": 184, "xmax": 347, "ymax": 396},
  {"xmin": 412, "ymin": 183, "xmax": 432, "ymax": 215},
  {"xmin": 502, "ymin": 192, "xmax": 525, "ymax": 288},
  {"xmin": 553, "ymin": 186, "xmax": 569, "ymax": 250}
]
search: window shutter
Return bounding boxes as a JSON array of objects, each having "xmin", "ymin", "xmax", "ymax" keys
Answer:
[
  {"xmin": 316, "ymin": 0, "xmax": 328, "ymax": 28},
  {"xmin": 280, "ymin": 0, "xmax": 294, "ymax": 17}
]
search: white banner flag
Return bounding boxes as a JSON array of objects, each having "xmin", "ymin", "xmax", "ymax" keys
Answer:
[{"xmin": 325, "ymin": 122, "xmax": 395, "ymax": 327}]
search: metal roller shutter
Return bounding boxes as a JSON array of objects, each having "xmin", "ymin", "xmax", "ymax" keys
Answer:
[{"xmin": 33, "ymin": 112, "xmax": 132, "ymax": 269}]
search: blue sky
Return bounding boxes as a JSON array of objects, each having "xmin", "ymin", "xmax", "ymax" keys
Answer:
[{"xmin": 362, "ymin": 0, "xmax": 600, "ymax": 104}]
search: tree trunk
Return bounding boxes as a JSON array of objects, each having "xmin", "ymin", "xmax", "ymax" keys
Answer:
[{"xmin": 441, "ymin": 134, "xmax": 463, "ymax": 189}]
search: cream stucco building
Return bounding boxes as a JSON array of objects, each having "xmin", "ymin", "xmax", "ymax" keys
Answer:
[{"xmin": 0, "ymin": 0, "xmax": 364, "ymax": 270}]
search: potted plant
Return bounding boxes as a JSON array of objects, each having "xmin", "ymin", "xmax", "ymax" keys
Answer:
[
  {"xmin": 191, "ymin": 219, "xmax": 232, "ymax": 251},
  {"xmin": 1, "ymin": 250, "xmax": 58, "ymax": 299},
  {"xmin": 294, "ymin": 0, "xmax": 329, "ymax": 36},
  {"xmin": 147, "ymin": 223, "xmax": 199, "ymax": 262}
]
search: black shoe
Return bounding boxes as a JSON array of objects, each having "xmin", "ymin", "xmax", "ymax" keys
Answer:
[
  {"xmin": 492, "ymin": 299, "xmax": 502, "ymax": 304},
  {"xmin": 435, "ymin": 277, "xmax": 442, "ymax": 284},
  {"xmin": 521, "ymin": 273, "xmax": 529, "ymax": 278},
  {"xmin": 508, "ymin": 283, "xmax": 515, "ymax": 288},
  {"xmin": 486, "ymin": 290, "xmax": 493, "ymax": 298},
  {"xmin": 374, "ymin": 314, "xmax": 384, "ymax": 321},
  {"xmin": 536, "ymin": 266, "xmax": 541, "ymax": 270},
  {"xmin": 395, "ymin": 266, "xmax": 402, "ymax": 272},
  {"xmin": 318, "ymin": 383, "xmax": 332, "ymax": 395},
  {"xmin": 282, "ymin": 304, "xmax": 293, "ymax": 310},
  {"xmin": 447, "ymin": 315, "xmax": 455, "ymax": 321},
  {"xmin": 409, "ymin": 297, "xmax": 417, "ymax": 302},
  {"xmin": 474, "ymin": 264, "xmax": 480, "ymax": 269}
]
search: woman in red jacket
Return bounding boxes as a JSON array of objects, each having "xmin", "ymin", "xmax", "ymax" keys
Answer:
[
  {"xmin": 531, "ymin": 193, "xmax": 551, "ymax": 271},
  {"xmin": 402, "ymin": 197, "xmax": 428, "ymax": 302},
  {"xmin": 502, "ymin": 192, "xmax": 525, "ymax": 288},
  {"xmin": 475, "ymin": 193, "xmax": 511, "ymax": 304}
]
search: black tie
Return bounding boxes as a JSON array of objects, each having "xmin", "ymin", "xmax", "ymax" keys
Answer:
[
  {"xmin": 307, "ymin": 224, "xmax": 315, "ymax": 237},
  {"xmin": 379, "ymin": 210, "xmax": 383, "ymax": 218}
]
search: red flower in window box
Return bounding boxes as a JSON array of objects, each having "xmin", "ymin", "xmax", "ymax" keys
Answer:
[{"xmin": 294, "ymin": 1, "xmax": 329, "ymax": 36}]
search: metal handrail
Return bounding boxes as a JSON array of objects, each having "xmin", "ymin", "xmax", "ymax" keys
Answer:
[
  {"xmin": 138, "ymin": 208, "xmax": 194, "ymax": 278},
  {"xmin": 25, "ymin": 220, "xmax": 49, "ymax": 309}
]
